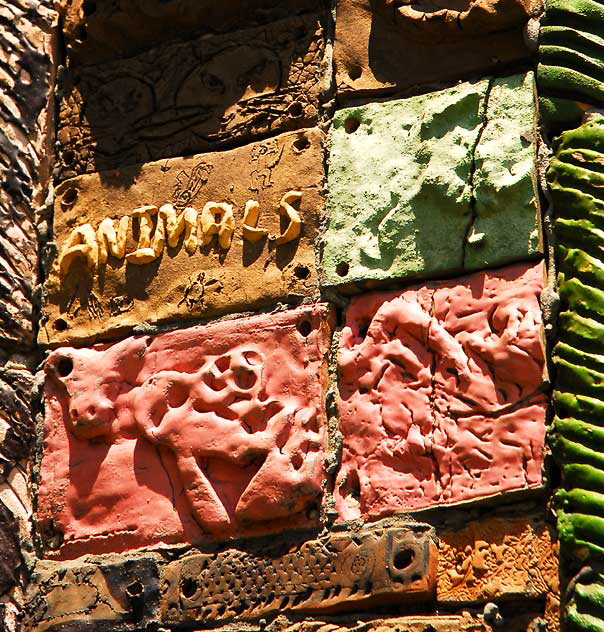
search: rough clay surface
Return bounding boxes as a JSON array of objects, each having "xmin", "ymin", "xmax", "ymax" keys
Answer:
[
  {"xmin": 335, "ymin": 263, "xmax": 547, "ymax": 520},
  {"xmin": 57, "ymin": 15, "xmax": 325, "ymax": 177},
  {"xmin": 60, "ymin": 0, "xmax": 326, "ymax": 65},
  {"xmin": 42, "ymin": 129, "xmax": 324, "ymax": 347},
  {"xmin": 272, "ymin": 613, "xmax": 548, "ymax": 632},
  {"xmin": 162, "ymin": 526, "xmax": 436, "ymax": 624},
  {"xmin": 24, "ymin": 556, "xmax": 160, "ymax": 631},
  {"xmin": 439, "ymin": 517, "xmax": 559, "ymax": 628},
  {"xmin": 322, "ymin": 73, "xmax": 541, "ymax": 287},
  {"xmin": 0, "ymin": 0, "xmax": 55, "ymax": 347},
  {"xmin": 0, "ymin": 366, "xmax": 34, "ymax": 478},
  {"xmin": 0, "ymin": 501, "xmax": 23, "ymax": 598},
  {"xmin": 23, "ymin": 518, "xmax": 556, "ymax": 630},
  {"xmin": 38, "ymin": 305, "xmax": 332, "ymax": 558},
  {"xmin": 334, "ymin": 0, "xmax": 539, "ymax": 99},
  {"xmin": 0, "ymin": 1, "xmax": 56, "ymax": 627}
]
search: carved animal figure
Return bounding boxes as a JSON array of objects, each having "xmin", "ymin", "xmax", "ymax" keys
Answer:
[{"xmin": 45, "ymin": 327, "xmax": 324, "ymax": 534}]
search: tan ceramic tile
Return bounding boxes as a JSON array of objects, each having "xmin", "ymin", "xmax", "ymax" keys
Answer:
[
  {"xmin": 59, "ymin": 0, "xmax": 325, "ymax": 66},
  {"xmin": 438, "ymin": 516, "xmax": 559, "ymax": 628},
  {"xmin": 334, "ymin": 0, "xmax": 539, "ymax": 100},
  {"xmin": 57, "ymin": 15, "xmax": 326, "ymax": 177},
  {"xmin": 161, "ymin": 526, "xmax": 436, "ymax": 624},
  {"xmin": 41, "ymin": 129, "xmax": 324, "ymax": 346}
]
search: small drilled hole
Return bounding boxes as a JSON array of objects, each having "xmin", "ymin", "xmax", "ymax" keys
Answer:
[
  {"xmin": 126, "ymin": 581, "xmax": 143, "ymax": 597},
  {"xmin": 55, "ymin": 356, "xmax": 73, "ymax": 377},
  {"xmin": 61, "ymin": 188, "xmax": 78, "ymax": 207},
  {"xmin": 19, "ymin": 68, "xmax": 31, "ymax": 86},
  {"xmin": 297, "ymin": 320, "xmax": 312, "ymax": 337},
  {"xmin": 292, "ymin": 453, "xmax": 303, "ymax": 470},
  {"xmin": 289, "ymin": 102, "xmax": 304, "ymax": 118},
  {"xmin": 336, "ymin": 262, "xmax": 349, "ymax": 277},
  {"xmin": 306, "ymin": 503, "xmax": 319, "ymax": 520},
  {"xmin": 344, "ymin": 116, "xmax": 360, "ymax": 134},
  {"xmin": 54, "ymin": 318, "xmax": 69, "ymax": 332},
  {"xmin": 181, "ymin": 577, "xmax": 198, "ymax": 598},
  {"xmin": 393, "ymin": 548, "xmax": 415, "ymax": 570},
  {"xmin": 294, "ymin": 265, "xmax": 311, "ymax": 279},
  {"xmin": 293, "ymin": 135, "xmax": 311, "ymax": 151},
  {"xmin": 348, "ymin": 65, "xmax": 362, "ymax": 80}
]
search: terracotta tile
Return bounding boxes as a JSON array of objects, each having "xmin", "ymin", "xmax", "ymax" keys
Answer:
[
  {"xmin": 38, "ymin": 304, "xmax": 332, "ymax": 558},
  {"xmin": 335, "ymin": 263, "xmax": 547, "ymax": 520}
]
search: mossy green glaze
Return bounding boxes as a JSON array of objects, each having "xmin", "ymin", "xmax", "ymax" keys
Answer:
[
  {"xmin": 568, "ymin": 568, "xmax": 604, "ymax": 632},
  {"xmin": 321, "ymin": 72, "xmax": 540, "ymax": 286},
  {"xmin": 538, "ymin": 0, "xmax": 604, "ymax": 124},
  {"xmin": 549, "ymin": 120, "xmax": 604, "ymax": 611},
  {"xmin": 558, "ymin": 276, "xmax": 604, "ymax": 320}
]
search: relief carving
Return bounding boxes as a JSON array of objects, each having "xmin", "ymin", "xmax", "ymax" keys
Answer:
[
  {"xmin": 161, "ymin": 527, "xmax": 437, "ymax": 624},
  {"xmin": 333, "ymin": 0, "xmax": 539, "ymax": 98},
  {"xmin": 57, "ymin": 192, "xmax": 302, "ymax": 281},
  {"xmin": 42, "ymin": 129, "xmax": 324, "ymax": 346},
  {"xmin": 38, "ymin": 305, "xmax": 332, "ymax": 558},
  {"xmin": 335, "ymin": 263, "xmax": 547, "ymax": 521},
  {"xmin": 58, "ymin": 15, "xmax": 325, "ymax": 177},
  {"xmin": 438, "ymin": 517, "xmax": 559, "ymax": 623},
  {"xmin": 60, "ymin": 0, "xmax": 326, "ymax": 65},
  {"xmin": 372, "ymin": 0, "xmax": 535, "ymax": 40}
]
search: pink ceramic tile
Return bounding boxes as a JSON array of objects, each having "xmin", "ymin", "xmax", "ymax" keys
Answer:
[
  {"xmin": 335, "ymin": 263, "xmax": 546, "ymax": 521},
  {"xmin": 39, "ymin": 305, "xmax": 332, "ymax": 558}
]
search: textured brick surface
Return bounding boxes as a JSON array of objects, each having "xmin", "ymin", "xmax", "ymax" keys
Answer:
[
  {"xmin": 0, "ymin": 0, "xmax": 56, "ymax": 347},
  {"xmin": 335, "ymin": 263, "xmax": 546, "ymax": 521},
  {"xmin": 162, "ymin": 526, "xmax": 436, "ymax": 624},
  {"xmin": 57, "ymin": 15, "xmax": 326, "ymax": 177},
  {"xmin": 438, "ymin": 516, "xmax": 559, "ymax": 629},
  {"xmin": 334, "ymin": 0, "xmax": 539, "ymax": 99},
  {"xmin": 0, "ymin": 1, "xmax": 57, "ymax": 626},
  {"xmin": 322, "ymin": 73, "xmax": 541, "ymax": 287},
  {"xmin": 24, "ymin": 557, "xmax": 160, "ymax": 631},
  {"xmin": 38, "ymin": 305, "xmax": 332, "ymax": 558},
  {"xmin": 60, "ymin": 0, "xmax": 326, "ymax": 65},
  {"xmin": 23, "ymin": 520, "xmax": 556, "ymax": 630},
  {"xmin": 275, "ymin": 613, "xmax": 549, "ymax": 632},
  {"xmin": 42, "ymin": 129, "xmax": 324, "ymax": 347},
  {"xmin": 0, "ymin": 366, "xmax": 34, "ymax": 478}
]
